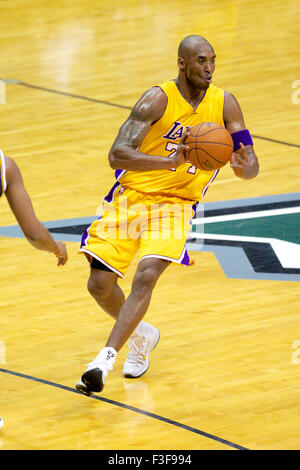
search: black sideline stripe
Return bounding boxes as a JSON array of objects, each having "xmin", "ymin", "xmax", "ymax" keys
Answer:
[
  {"xmin": 19, "ymin": 81, "xmax": 132, "ymax": 110},
  {"xmin": 0, "ymin": 367, "xmax": 248, "ymax": 450}
]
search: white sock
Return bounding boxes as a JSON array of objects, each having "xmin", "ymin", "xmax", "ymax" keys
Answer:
[{"xmin": 103, "ymin": 346, "xmax": 117, "ymax": 357}]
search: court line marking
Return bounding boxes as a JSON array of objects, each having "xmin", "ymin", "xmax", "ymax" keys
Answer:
[
  {"xmin": 19, "ymin": 81, "xmax": 132, "ymax": 110},
  {"xmin": 192, "ymin": 205, "xmax": 300, "ymax": 225},
  {"xmin": 0, "ymin": 367, "xmax": 248, "ymax": 450},
  {"xmin": 1, "ymin": 79, "xmax": 300, "ymax": 149}
]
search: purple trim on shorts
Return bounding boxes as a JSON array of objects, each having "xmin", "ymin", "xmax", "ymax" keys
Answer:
[
  {"xmin": 192, "ymin": 201, "xmax": 199, "ymax": 216},
  {"xmin": 178, "ymin": 202, "xmax": 198, "ymax": 266},
  {"xmin": 104, "ymin": 181, "xmax": 121, "ymax": 203},
  {"xmin": 202, "ymin": 170, "xmax": 219, "ymax": 198},
  {"xmin": 115, "ymin": 169, "xmax": 126, "ymax": 180},
  {"xmin": 80, "ymin": 227, "xmax": 89, "ymax": 248},
  {"xmin": 181, "ymin": 248, "xmax": 190, "ymax": 266},
  {"xmin": 104, "ymin": 169, "xmax": 127, "ymax": 203},
  {"xmin": 80, "ymin": 216, "xmax": 103, "ymax": 248},
  {"xmin": 115, "ymin": 169, "xmax": 123, "ymax": 179},
  {"xmin": 231, "ymin": 129, "xmax": 253, "ymax": 152}
]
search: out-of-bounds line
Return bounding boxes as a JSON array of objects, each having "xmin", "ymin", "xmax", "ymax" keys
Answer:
[
  {"xmin": 19, "ymin": 81, "xmax": 132, "ymax": 110},
  {"xmin": 0, "ymin": 367, "xmax": 248, "ymax": 450},
  {"xmin": 6, "ymin": 80, "xmax": 300, "ymax": 150},
  {"xmin": 251, "ymin": 134, "xmax": 300, "ymax": 149}
]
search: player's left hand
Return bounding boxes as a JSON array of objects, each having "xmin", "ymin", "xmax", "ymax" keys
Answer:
[{"xmin": 230, "ymin": 143, "xmax": 259, "ymax": 179}]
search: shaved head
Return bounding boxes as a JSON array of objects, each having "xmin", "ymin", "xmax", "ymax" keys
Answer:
[
  {"xmin": 176, "ymin": 35, "xmax": 216, "ymax": 91},
  {"xmin": 178, "ymin": 35, "xmax": 213, "ymax": 60}
]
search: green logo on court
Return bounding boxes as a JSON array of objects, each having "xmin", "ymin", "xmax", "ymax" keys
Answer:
[{"xmin": 188, "ymin": 193, "xmax": 300, "ymax": 281}]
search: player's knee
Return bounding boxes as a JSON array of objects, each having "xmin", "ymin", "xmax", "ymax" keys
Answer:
[
  {"xmin": 87, "ymin": 273, "xmax": 113, "ymax": 300},
  {"xmin": 132, "ymin": 267, "xmax": 158, "ymax": 296}
]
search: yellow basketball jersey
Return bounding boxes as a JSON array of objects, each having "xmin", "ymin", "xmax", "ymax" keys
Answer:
[
  {"xmin": 0, "ymin": 150, "xmax": 6, "ymax": 198},
  {"xmin": 118, "ymin": 80, "xmax": 225, "ymax": 202}
]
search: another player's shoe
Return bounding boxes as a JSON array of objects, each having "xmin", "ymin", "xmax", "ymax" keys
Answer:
[
  {"xmin": 0, "ymin": 417, "xmax": 4, "ymax": 429},
  {"xmin": 76, "ymin": 347, "xmax": 117, "ymax": 396},
  {"xmin": 123, "ymin": 322, "xmax": 160, "ymax": 378}
]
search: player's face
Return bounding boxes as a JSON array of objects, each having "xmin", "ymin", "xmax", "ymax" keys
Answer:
[{"xmin": 183, "ymin": 45, "xmax": 216, "ymax": 90}]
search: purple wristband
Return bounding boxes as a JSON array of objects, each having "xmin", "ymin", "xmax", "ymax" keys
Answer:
[{"xmin": 231, "ymin": 129, "xmax": 253, "ymax": 152}]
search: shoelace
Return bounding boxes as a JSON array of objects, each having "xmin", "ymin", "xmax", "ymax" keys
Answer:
[{"xmin": 127, "ymin": 335, "xmax": 150, "ymax": 365}]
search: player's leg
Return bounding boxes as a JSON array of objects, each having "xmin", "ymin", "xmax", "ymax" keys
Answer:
[
  {"xmin": 122, "ymin": 200, "xmax": 195, "ymax": 378},
  {"xmin": 87, "ymin": 265, "xmax": 125, "ymax": 319},
  {"xmin": 76, "ymin": 257, "xmax": 170, "ymax": 395},
  {"xmin": 105, "ymin": 256, "xmax": 169, "ymax": 350}
]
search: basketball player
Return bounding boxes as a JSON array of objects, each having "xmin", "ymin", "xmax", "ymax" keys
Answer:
[
  {"xmin": 0, "ymin": 151, "xmax": 68, "ymax": 428},
  {"xmin": 76, "ymin": 35, "xmax": 259, "ymax": 396},
  {"xmin": 0, "ymin": 152, "xmax": 67, "ymax": 264}
]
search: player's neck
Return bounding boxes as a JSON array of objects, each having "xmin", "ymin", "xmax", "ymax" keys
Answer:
[{"xmin": 175, "ymin": 77, "xmax": 207, "ymax": 110}]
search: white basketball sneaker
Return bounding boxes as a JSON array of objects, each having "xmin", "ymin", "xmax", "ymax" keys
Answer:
[
  {"xmin": 123, "ymin": 322, "xmax": 160, "ymax": 378},
  {"xmin": 76, "ymin": 347, "xmax": 117, "ymax": 396},
  {"xmin": 0, "ymin": 417, "xmax": 4, "ymax": 430}
]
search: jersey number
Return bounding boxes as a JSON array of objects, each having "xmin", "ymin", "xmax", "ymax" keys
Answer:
[{"xmin": 165, "ymin": 142, "xmax": 197, "ymax": 174}]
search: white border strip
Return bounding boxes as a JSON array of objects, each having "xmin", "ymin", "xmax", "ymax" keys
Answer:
[
  {"xmin": 192, "ymin": 206, "xmax": 300, "ymax": 225},
  {"xmin": 0, "ymin": 150, "xmax": 7, "ymax": 192},
  {"xmin": 138, "ymin": 245, "xmax": 187, "ymax": 265},
  {"xmin": 192, "ymin": 233, "xmax": 300, "ymax": 269}
]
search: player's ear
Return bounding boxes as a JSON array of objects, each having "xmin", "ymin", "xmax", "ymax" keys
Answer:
[{"xmin": 177, "ymin": 57, "xmax": 185, "ymax": 71}]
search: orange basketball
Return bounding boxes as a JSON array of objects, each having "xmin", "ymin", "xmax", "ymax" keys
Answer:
[{"xmin": 184, "ymin": 122, "xmax": 233, "ymax": 171}]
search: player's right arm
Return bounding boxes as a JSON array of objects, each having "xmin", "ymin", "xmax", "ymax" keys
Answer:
[
  {"xmin": 4, "ymin": 156, "xmax": 68, "ymax": 266},
  {"xmin": 108, "ymin": 87, "xmax": 189, "ymax": 171}
]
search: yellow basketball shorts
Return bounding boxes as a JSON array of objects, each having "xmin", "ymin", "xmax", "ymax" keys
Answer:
[{"xmin": 79, "ymin": 185, "xmax": 196, "ymax": 277}]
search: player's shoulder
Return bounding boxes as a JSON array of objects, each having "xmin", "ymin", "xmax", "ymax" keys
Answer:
[
  {"xmin": 131, "ymin": 85, "xmax": 168, "ymax": 122},
  {"xmin": 223, "ymin": 90, "xmax": 241, "ymax": 111},
  {"xmin": 223, "ymin": 90, "xmax": 239, "ymax": 102},
  {"xmin": 137, "ymin": 84, "xmax": 168, "ymax": 104},
  {"xmin": 223, "ymin": 89, "xmax": 233, "ymax": 97}
]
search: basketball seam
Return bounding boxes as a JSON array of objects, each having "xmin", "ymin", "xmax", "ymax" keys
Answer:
[
  {"xmin": 193, "ymin": 141, "xmax": 233, "ymax": 148},
  {"xmin": 195, "ymin": 147, "xmax": 226, "ymax": 165},
  {"xmin": 186, "ymin": 140, "xmax": 233, "ymax": 148},
  {"xmin": 186, "ymin": 124, "xmax": 232, "ymax": 170},
  {"xmin": 196, "ymin": 152, "xmax": 207, "ymax": 170},
  {"xmin": 194, "ymin": 138, "xmax": 206, "ymax": 170},
  {"xmin": 191, "ymin": 127, "xmax": 224, "ymax": 138}
]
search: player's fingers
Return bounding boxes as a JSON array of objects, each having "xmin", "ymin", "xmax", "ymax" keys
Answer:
[
  {"xmin": 233, "ymin": 151, "xmax": 245, "ymax": 162},
  {"xmin": 56, "ymin": 252, "xmax": 67, "ymax": 266},
  {"xmin": 177, "ymin": 142, "xmax": 189, "ymax": 153},
  {"xmin": 235, "ymin": 143, "xmax": 247, "ymax": 158},
  {"xmin": 181, "ymin": 129, "xmax": 190, "ymax": 142},
  {"xmin": 230, "ymin": 154, "xmax": 243, "ymax": 168}
]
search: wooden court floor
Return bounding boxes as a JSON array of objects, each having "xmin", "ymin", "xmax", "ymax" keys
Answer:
[{"xmin": 1, "ymin": 0, "xmax": 300, "ymax": 451}]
